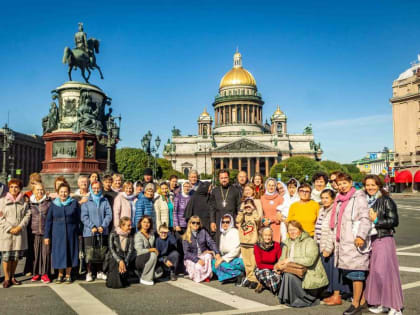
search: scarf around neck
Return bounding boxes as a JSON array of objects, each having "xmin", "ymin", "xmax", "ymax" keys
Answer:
[
  {"xmin": 329, "ymin": 187, "xmax": 356, "ymax": 241},
  {"xmin": 53, "ymin": 196, "xmax": 74, "ymax": 207},
  {"xmin": 30, "ymin": 194, "xmax": 47, "ymax": 204},
  {"xmin": 91, "ymin": 190, "xmax": 103, "ymax": 207},
  {"xmin": 367, "ymin": 191, "xmax": 381, "ymax": 208},
  {"xmin": 6, "ymin": 192, "xmax": 24, "ymax": 203}
]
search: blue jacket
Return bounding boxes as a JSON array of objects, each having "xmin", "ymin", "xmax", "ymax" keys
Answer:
[
  {"xmin": 134, "ymin": 193, "xmax": 156, "ymax": 231},
  {"xmin": 182, "ymin": 228, "xmax": 219, "ymax": 263},
  {"xmin": 81, "ymin": 195, "xmax": 112, "ymax": 237},
  {"xmin": 156, "ymin": 232, "xmax": 178, "ymax": 263}
]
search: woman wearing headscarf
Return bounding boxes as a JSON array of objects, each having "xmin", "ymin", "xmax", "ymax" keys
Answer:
[
  {"xmin": 260, "ymin": 178, "xmax": 284, "ymax": 243},
  {"xmin": 154, "ymin": 182, "xmax": 174, "ymax": 229},
  {"xmin": 364, "ymin": 175, "xmax": 403, "ymax": 315},
  {"xmin": 173, "ymin": 181, "xmax": 191, "ymax": 234},
  {"xmin": 254, "ymin": 227, "xmax": 282, "ymax": 293},
  {"xmin": 287, "ymin": 178, "xmax": 300, "ymax": 205},
  {"xmin": 276, "ymin": 181, "xmax": 292, "ymax": 243},
  {"xmin": 184, "ymin": 181, "xmax": 212, "ymax": 232},
  {"xmin": 212, "ymin": 214, "xmax": 244, "ymax": 283},
  {"xmin": 182, "ymin": 216, "xmax": 220, "ymax": 282}
]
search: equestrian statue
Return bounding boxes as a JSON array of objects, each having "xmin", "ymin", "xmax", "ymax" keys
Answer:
[{"xmin": 62, "ymin": 22, "xmax": 104, "ymax": 83}]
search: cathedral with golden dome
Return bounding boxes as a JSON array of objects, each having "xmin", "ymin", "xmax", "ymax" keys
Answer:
[{"xmin": 164, "ymin": 51, "xmax": 322, "ymax": 178}]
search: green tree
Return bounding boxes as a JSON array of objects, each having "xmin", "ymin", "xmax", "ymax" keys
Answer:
[
  {"xmin": 157, "ymin": 158, "xmax": 185, "ymax": 180},
  {"xmin": 229, "ymin": 169, "xmax": 239, "ymax": 183},
  {"xmin": 270, "ymin": 156, "xmax": 326, "ymax": 183},
  {"xmin": 320, "ymin": 160, "xmax": 347, "ymax": 174},
  {"xmin": 116, "ymin": 148, "xmax": 153, "ymax": 181}
]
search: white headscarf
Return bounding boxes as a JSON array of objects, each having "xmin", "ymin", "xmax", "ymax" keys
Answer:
[
  {"xmin": 287, "ymin": 178, "xmax": 300, "ymax": 204},
  {"xmin": 219, "ymin": 213, "xmax": 235, "ymax": 234},
  {"xmin": 264, "ymin": 178, "xmax": 278, "ymax": 196}
]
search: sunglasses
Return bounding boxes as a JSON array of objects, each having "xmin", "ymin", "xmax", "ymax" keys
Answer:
[
  {"xmin": 191, "ymin": 222, "xmax": 200, "ymax": 225},
  {"xmin": 221, "ymin": 221, "xmax": 231, "ymax": 224}
]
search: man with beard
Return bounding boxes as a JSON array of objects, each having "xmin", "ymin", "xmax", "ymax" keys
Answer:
[{"xmin": 209, "ymin": 169, "xmax": 241, "ymax": 245}]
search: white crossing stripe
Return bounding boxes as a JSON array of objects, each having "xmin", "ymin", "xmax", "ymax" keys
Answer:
[
  {"xmin": 398, "ymin": 206, "xmax": 420, "ymax": 212},
  {"xmin": 396, "ymin": 252, "xmax": 420, "ymax": 257},
  {"xmin": 50, "ymin": 283, "xmax": 117, "ymax": 315},
  {"xmin": 397, "ymin": 244, "xmax": 420, "ymax": 251},
  {"xmin": 402, "ymin": 281, "xmax": 420, "ymax": 290},
  {"xmin": 185, "ymin": 304, "xmax": 289, "ymax": 315},
  {"xmin": 168, "ymin": 278, "xmax": 270, "ymax": 310},
  {"xmin": 399, "ymin": 266, "xmax": 420, "ymax": 273}
]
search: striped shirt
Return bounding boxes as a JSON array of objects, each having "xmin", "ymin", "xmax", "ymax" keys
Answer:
[{"xmin": 314, "ymin": 208, "xmax": 326, "ymax": 244}]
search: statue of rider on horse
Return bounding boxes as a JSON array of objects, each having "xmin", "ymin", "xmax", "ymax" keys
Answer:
[{"xmin": 63, "ymin": 23, "xmax": 104, "ymax": 83}]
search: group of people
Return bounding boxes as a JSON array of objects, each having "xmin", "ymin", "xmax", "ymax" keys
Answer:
[{"xmin": 0, "ymin": 167, "xmax": 404, "ymax": 315}]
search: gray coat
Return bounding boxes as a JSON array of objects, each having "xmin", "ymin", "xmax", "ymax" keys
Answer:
[
  {"xmin": 0, "ymin": 194, "xmax": 31, "ymax": 251},
  {"xmin": 333, "ymin": 190, "xmax": 370, "ymax": 271},
  {"xmin": 134, "ymin": 231, "xmax": 155, "ymax": 256}
]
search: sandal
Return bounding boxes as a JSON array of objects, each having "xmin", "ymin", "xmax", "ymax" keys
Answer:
[
  {"xmin": 55, "ymin": 276, "xmax": 64, "ymax": 284},
  {"xmin": 64, "ymin": 276, "xmax": 73, "ymax": 284},
  {"xmin": 11, "ymin": 278, "xmax": 22, "ymax": 285}
]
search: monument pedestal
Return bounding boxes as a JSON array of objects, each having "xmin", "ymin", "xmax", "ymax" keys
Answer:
[{"xmin": 40, "ymin": 81, "xmax": 117, "ymax": 192}]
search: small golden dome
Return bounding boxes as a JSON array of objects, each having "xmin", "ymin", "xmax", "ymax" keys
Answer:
[
  {"xmin": 274, "ymin": 105, "xmax": 283, "ymax": 115},
  {"xmin": 219, "ymin": 51, "xmax": 257, "ymax": 89},
  {"xmin": 200, "ymin": 108, "xmax": 210, "ymax": 117}
]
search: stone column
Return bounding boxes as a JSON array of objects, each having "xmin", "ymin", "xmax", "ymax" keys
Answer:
[
  {"xmin": 229, "ymin": 158, "xmax": 233, "ymax": 169},
  {"xmin": 256, "ymin": 157, "xmax": 260, "ymax": 174},
  {"xmin": 220, "ymin": 158, "xmax": 224, "ymax": 169},
  {"xmin": 242, "ymin": 104, "xmax": 244, "ymax": 123},
  {"xmin": 238, "ymin": 158, "xmax": 242, "ymax": 171},
  {"xmin": 247, "ymin": 157, "xmax": 251, "ymax": 178},
  {"xmin": 215, "ymin": 109, "xmax": 218, "ymax": 125},
  {"xmin": 265, "ymin": 157, "xmax": 269, "ymax": 177}
]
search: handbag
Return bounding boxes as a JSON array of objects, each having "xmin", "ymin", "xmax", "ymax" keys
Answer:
[
  {"xmin": 86, "ymin": 234, "xmax": 108, "ymax": 264},
  {"xmin": 284, "ymin": 262, "xmax": 307, "ymax": 278}
]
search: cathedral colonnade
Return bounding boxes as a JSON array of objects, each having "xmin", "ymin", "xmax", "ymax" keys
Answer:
[{"xmin": 211, "ymin": 156, "xmax": 277, "ymax": 178}]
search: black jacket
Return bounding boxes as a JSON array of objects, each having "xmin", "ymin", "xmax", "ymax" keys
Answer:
[
  {"xmin": 372, "ymin": 195, "xmax": 399, "ymax": 238},
  {"xmin": 108, "ymin": 231, "xmax": 135, "ymax": 265}
]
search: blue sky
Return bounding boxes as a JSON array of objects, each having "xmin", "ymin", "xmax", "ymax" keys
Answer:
[{"xmin": 0, "ymin": 1, "xmax": 418, "ymax": 163}]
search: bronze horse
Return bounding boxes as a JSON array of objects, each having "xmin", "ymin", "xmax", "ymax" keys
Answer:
[{"xmin": 62, "ymin": 38, "xmax": 104, "ymax": 83}]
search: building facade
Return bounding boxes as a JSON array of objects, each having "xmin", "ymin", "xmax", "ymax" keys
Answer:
[
  {"xmin": 164, "ymin": 51, "xmax": 322, "ymax": 178},
  {"xmin": 390, "ymin": 55, "xmax": 420, "ymax": 191},
  {"xmin": 352, "ymin": 151, "xmax": 395, "ymax": 176},
  {"xmin": 0, "ymin": 127, "xmax": 45, "ymax": 186}
]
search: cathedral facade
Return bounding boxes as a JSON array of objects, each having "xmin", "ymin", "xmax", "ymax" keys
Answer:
[{"xmin": 164, "ymin": 51, "xmax": 322, "ymax": 178}]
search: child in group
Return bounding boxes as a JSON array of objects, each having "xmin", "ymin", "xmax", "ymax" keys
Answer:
[
  {"xmin": 155, "ymin": 224, "xmax": 180, "ymax": 281},
  {"xmin": 236, "ymin": 197, "xmax": 261, "ymax": 289}
]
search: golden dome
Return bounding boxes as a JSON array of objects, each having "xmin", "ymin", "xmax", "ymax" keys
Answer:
[
  {"xmin": 200, "ymin": 107, "xmax": 210, "ymax": 117},
  {"xmin": 219, "ymin": 51, "xmax": 257, "ymax": 89},
  {"xmin": 274, "ymin": 105, "xmax": 283, "ymax": 115}
]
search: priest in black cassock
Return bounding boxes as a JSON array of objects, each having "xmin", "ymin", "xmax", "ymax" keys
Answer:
[{"xmin": 209, "ymin": 169, "xmax": 241, "ymax": 245}]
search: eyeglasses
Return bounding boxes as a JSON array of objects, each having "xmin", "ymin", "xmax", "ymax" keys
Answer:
[
  {"xmin": 221, "ymin": 221, "xmax": 231, "ymax": 224},
  {"xmin": 159, "ymin": 231, "xmax": 168, "ymax": 234},
  {"xmin": 299, "ymin": 190, "xmax": 311, "ymax": 194},
  {"xmin": 191, "ymin": 222, "xmax": 200, "ymax": 225}
]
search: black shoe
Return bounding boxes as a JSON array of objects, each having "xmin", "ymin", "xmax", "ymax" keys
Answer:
[
  {"xmin": 248, "ymin": 282, "xmax": 258, "ymax": 289},
  {"xmin": 359, "ymin": 302, "xmax": 368, "ymax": 310},
  {"xmin": 170, "ymin": 272, "xmax": 177, "ymax": 281},
  {"xmin": 343, "ymin": 304, "xmax": 362, "ymax": 315},
  {"xmin": 240, "ymin": 279, "xmax": 250, "ymax": 288}
]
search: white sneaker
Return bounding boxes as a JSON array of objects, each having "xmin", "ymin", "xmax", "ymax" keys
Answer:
[
  {"xmin": 388, "ymin": 309, "xmax": 402, "ymax": 315},
  {"xmin": 86, "ymin": 272, "xmax": 93, "ymax": 282},
  {"xmin": 369, "ymin": 305, "xmax": 389, "ymax": 313},
  {"xmin": 97, "ymin": 272, "xmax": 107, "ymax": 280},
  {"xmin": 140, "ymin": 278, "xmax": 154, "ymax": 286}
]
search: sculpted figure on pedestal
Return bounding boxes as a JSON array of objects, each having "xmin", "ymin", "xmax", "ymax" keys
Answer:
[{"xmin": 42, "ymin": 101, "xmax": 59, "ymax": 134}]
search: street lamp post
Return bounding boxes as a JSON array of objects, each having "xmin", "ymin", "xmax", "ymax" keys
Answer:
[
  {"xmin": 97, "ymin": 115, "xmax": 121, "ymax": 175},
  {"xmin": 199, "ymin": 143, "xmax": 211, "ymax": 176},
  {"xmin": 141, "ymin": 131, "xmax": 161, "ymax": 178},
  {"xmin": 1, "ymin": 124, "xmax": 15, "ymax": 183}
]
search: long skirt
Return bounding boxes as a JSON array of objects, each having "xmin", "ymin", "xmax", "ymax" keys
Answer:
[
  {"xmin": 33, "ymin": 235, "xmax": 51, "ymax": 276},
  {"xmin": 278, "ymin": 273, "xmax": 319, "ymax": 307},
  {"xmin": 321, "ymin": 252, "xmax": 351, "ymax": 294},
  {"xmin": 365, "ymin": 236, "xmax": 404, "ymax": 311},
  {"xmin": 255, "ymin": 267, "xmax": 282, "ymax": 294},
  {"xmin": 212, "ymin": 257, "xmax": 244, "ymax": 282},
  {"xmin": 184, "ymin": 253, "xmax": 213, "ymax": 282}
]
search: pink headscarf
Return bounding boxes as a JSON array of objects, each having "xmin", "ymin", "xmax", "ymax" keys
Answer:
[{"xmin": 329, "ymin": 187, "xmax": 356, "ymax": 242}]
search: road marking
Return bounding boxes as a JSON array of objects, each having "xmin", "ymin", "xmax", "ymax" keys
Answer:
[
  {"xmin": 50, "ymin": 283, "xmax": 117, "ymax": 315},
  {"xmin": 402, "ymin": 281, "xmax": 420, "ymax": 290},
  {"xmin": 397, "ymin": 252, "xmax": 420, "ymax": 257},
  {"xmin": 169, "ymin": 278, "xmax": 269, "ymax": 310},
  {"xmin": 185, "ymin": 305, "xmax": 289, "ymax": 315},
  {"xmin": 399, "ymin": 266, "xmax": 420, "ymax": 273},
  {"xmin": 398, "ymin": 206, "xmax": 420, "ymax": 212},
  {"xmin": 397, "ymin": 244, "xmax": 420, "ymax": 251}
]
